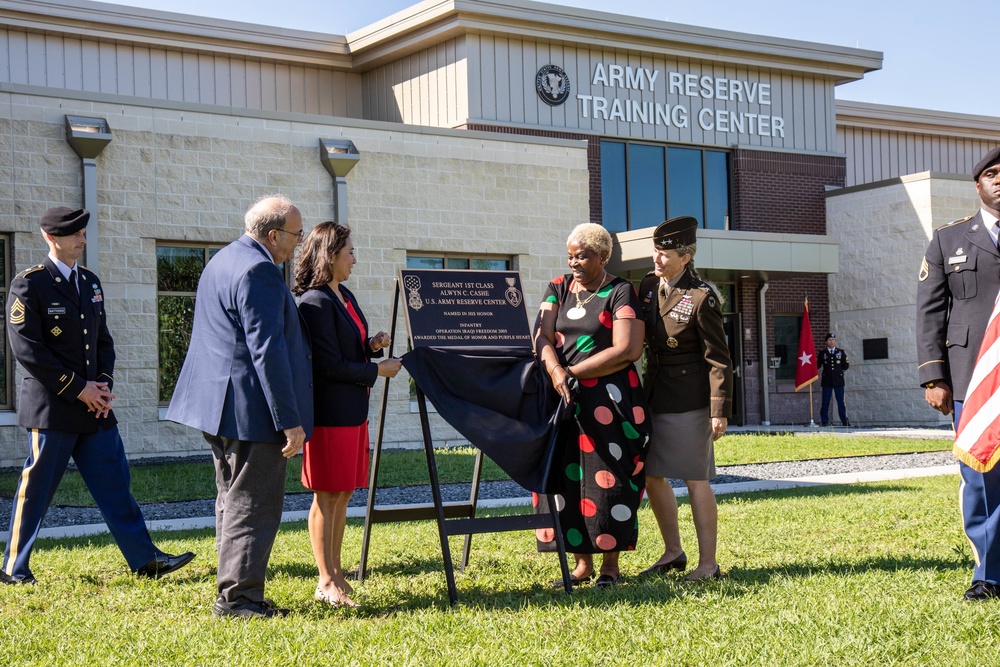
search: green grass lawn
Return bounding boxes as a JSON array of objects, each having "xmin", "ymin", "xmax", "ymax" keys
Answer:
[
  {"xmin": 0, "ymin": 474, "xmax": 991, "ymax": 665},
  {"xmin": 0, "ymin": 434, "xmax": 952, "ymax": 506}
]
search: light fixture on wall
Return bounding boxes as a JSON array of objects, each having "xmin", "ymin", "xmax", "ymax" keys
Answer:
[
  {"xmin": 65, "ymin": 115, "xmax": 113, "ymax": 272},
  {"xmin": 319, "ymin": 138, "xmax": 360, "ymax": 225}
]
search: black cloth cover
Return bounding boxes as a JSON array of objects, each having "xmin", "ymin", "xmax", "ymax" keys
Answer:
[{"xmin": 401, "ymin": 346, "xmax": 569, "ymax": 493}]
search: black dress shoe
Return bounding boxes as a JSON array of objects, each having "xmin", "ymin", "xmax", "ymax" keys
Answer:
[
  {"xmin": 551, "ymin": 571, "xmax": 594, "ymax": 589},
  {"xmin": 595, "ymin": 573, "xmax": 620, "ymax": 589},
  {"xmin": 135, "ymin": 551, "xmax": 195, "ymax": 579},
  {"xmin": 213, "ymin": 599, "xmax": 291, "ymax": 619},
  {"xmin": 0, "ymin": 571, "xmax": 37, "ymax": 585},
  {"xmin": 964, "ymin": 580, "xmax": 1000, "ymax": 601},
  {"xmin": 640, "ymin": 552, "xmax": 688, "ymax": 576}
]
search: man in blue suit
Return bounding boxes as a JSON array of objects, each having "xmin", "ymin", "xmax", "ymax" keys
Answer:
[{"xmin": 167, "ymin": 195, "xmax": 313, "ymax": 619}]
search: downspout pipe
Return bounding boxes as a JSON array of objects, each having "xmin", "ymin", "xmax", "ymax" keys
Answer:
[{"xmin": 758, "ymin": 279, "xmax": 770, "ymax": 426}]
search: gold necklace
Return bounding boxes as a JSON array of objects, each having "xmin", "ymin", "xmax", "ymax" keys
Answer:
[{"xmin": 575, "ymin": 272, "xmax": 608, "ymax": 309}]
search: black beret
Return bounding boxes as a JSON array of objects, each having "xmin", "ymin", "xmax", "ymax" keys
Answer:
[
  {"xmin": 653, "ymin": 216, "xmax": 698, "ymax": 251},
  {"xmin": 826, "ymin": 332, "xmax": 836, "ymax": 339},
  {"xmin": 973, "ymin": 146, "xmax": 1000, "ymax": 181},
  {"xmin": 40, "ymin": 207, "xmax": 89, "ymax": 236}
]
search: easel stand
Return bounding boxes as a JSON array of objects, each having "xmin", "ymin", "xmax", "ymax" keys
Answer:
[{"xmin": 357, "ymin": 276, "xmax": 571, "ymax": 605}]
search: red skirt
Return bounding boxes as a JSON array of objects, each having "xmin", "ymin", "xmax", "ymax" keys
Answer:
[{"xmin": 301, "ymin": 422, "xmax": 370, "ymax": 493}]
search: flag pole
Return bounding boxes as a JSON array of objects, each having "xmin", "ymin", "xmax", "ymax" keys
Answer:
[
  {"xmin": 795, "ymin": 294, "xmax": 819, "ymax": 428},
  {"xmin": 809, "ymin": 383, "xmax": 817, "ymax": 427}
]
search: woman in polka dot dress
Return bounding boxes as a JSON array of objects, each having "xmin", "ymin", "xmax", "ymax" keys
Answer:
[{"xmin": 534, "ymin": 223, "xmax": 650, "ymax": 589}]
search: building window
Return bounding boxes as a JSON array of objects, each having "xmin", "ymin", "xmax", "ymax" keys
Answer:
[
  {"xmin": 773, "ymin": 315, "xmax": 802, "ymax": 382},
  {"xmin": 600, "ymin": 141, "xmax": 730, "ymax": 233},
  {"xmin": 156, "ymin": 244, "xmax": 223, "ymax": 404},
  {"xmin": 0, "ymin": 234, "xmax": 11, "ymax": 409},
  {"xmin": 405, "ymin": 255, "xmax": 511, "ymax": 271}
]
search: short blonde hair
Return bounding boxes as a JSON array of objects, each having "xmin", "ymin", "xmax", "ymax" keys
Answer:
[
  {"xmin": 674, "ymin": 243, "xmax": 697, "ymax": 259},
  {"xmin": 567, "ymin": 223, "xmax": 612, "ymax": 263}
]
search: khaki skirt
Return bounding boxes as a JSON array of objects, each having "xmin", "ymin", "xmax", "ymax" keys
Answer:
[{"xmin": 646, "ymin": 407, "xmax": 715, "ymax": 480}]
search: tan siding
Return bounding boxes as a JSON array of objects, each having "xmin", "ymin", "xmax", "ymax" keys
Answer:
[
  {"xmin": 839, "ymin": 126, "xmax": 998, "ymax": 186},
  {"xmin": 0, "ymin": 28, "xmax": 358, "ymax": 118},
  {"xmin": 214, "ymin": 57, "xmax": 230, "ymax": 107},
  {"xmin": 361, "ymin": 36, "xmax": 468, "ymax": 126},
  {"xmin": 455, "ymin": 37, "xmax": 470, "ymax": 126},
  {"xmin": 134, "ymin": 48, "xmax": 151, "ymax": 98},
  {"xmin": 467, "ymin": 34, "xmax": 482, "ymax": 123},
  {"xmin": 493, "ymin": 36, "xmax": 510, "ymax": 123},
  {"xmin": 506, "ymin": 39, "xmax": 522, "ymax": 126},
  {"xmin": 0, "ymin": 31, "xmax": 7, "ymax": 82},
  {"xmin": 45, "ymin": 35, "xmax": 65, "ymax": 89},
  {"xmin": 260, "ymin": 62, "xmax": 277, "ymax": 111},
  {"xmin": 8, "ymin": 31, "xmax": 27, "ymax": 84}
]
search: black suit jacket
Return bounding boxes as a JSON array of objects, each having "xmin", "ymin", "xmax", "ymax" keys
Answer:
[
  {"xmin": 298, "ymin": 284, "xmax": 384, "ymax": 427},
  {"xmin": 917, "ymin": 211, "xmax": 1000, "ymax": 400},
  {"xmin": 6, "ymin": 258, "xmax": 116, "ymax": 432}
]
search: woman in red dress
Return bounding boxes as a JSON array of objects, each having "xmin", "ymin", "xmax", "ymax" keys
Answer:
[{"xmin": 293, "ymin": 222, "xmax": 401, "ymax": 607}]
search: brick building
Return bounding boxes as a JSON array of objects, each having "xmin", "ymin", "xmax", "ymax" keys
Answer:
[{"xmin": 0, "ymin": 0, "xmax": 996, "ymax": 464}]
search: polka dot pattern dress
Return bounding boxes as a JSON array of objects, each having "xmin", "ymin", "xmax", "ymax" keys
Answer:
[{"xmin": 534, "ymin": 274, "xmax": 650, "ymax": 554}]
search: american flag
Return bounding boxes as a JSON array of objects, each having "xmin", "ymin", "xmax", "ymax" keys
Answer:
[{"xmin": 954, "ymin": 291, "xmax": 1000, "ymax": 472}]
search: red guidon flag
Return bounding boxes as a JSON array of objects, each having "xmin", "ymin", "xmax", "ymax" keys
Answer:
[
  {"xmin": 795, "ymin": 298, "xmax": 818, "ymax": 391},
  {"xmin": 954, "ymin": 291, "xmax": 1000, "ymax": 472}
]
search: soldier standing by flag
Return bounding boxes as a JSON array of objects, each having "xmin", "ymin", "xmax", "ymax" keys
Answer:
[
  {"xmin": 917, "ymin": 146, "xmax": 1000, "ymax": 601},
  {"xmin": 818, "ymin": 333, "xmax": 850, "ymax": 427}
]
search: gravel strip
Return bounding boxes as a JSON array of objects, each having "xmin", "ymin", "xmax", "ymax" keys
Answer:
[{"xmin": 0, "ymin": 450, "xmax": 955, "ymax": 531}]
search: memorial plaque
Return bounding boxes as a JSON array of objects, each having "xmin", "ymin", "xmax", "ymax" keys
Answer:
[{"xmin": 398, "ymin": 269, "xmax": 531, "ymax": 348}]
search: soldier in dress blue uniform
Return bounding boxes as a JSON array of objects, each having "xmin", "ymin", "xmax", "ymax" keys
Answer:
[
  {"xmin": 1, "ymin": 207, "xmax": 194, "ymax": 585},
  {"xmin": 818, "ymin": 333, "xmax": 849, "ymax": 426},
  {"xmin": 917, "ymin": 146, "xmax": 1000, "ymax": 601}
]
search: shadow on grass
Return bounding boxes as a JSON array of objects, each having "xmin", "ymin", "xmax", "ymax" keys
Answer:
[
  {"xmin": 342, "ymin": 551, "xmax": 970, "ymax": 617},
  {"xmin": 9, "ymin": 478, "xmax": 962, "ymax": 616}
]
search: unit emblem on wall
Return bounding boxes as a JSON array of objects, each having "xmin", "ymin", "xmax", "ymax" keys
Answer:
[{"xmin": 535, "ymin": 65, "xmax": 571, "ymax": 106}]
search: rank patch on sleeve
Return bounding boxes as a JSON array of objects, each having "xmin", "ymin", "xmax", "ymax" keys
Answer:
[
  {"xmin": 918, "ymin": 257, "xmax": 929, "ymax": 282},
  {"xmin": 9, "ymin": 297, "xmax": 25, "ymax": 325}
]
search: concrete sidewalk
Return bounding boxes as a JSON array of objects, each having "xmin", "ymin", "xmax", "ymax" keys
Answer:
[
  {"xmin": 17, "ymin": 460, "xmax": 958, "ymax": 542},
  {"xmin": 726, "ymin": 424, "xmax": 952, "ymax": 439}
]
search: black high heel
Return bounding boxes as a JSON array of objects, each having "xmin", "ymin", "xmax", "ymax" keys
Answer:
[{"xmin": 639, "ymin": 552, "xmax": 688, "ymax": 576}]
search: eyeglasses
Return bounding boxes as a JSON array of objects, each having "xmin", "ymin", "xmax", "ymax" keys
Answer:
[{"xmin": 277, "ymin": 227, "xmax": 304, "ymax": 241}]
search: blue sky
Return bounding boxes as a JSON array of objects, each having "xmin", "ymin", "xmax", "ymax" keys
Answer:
[{"xmin": 111, "ymin": 0, "xmax": 994, "ymax": 117}]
